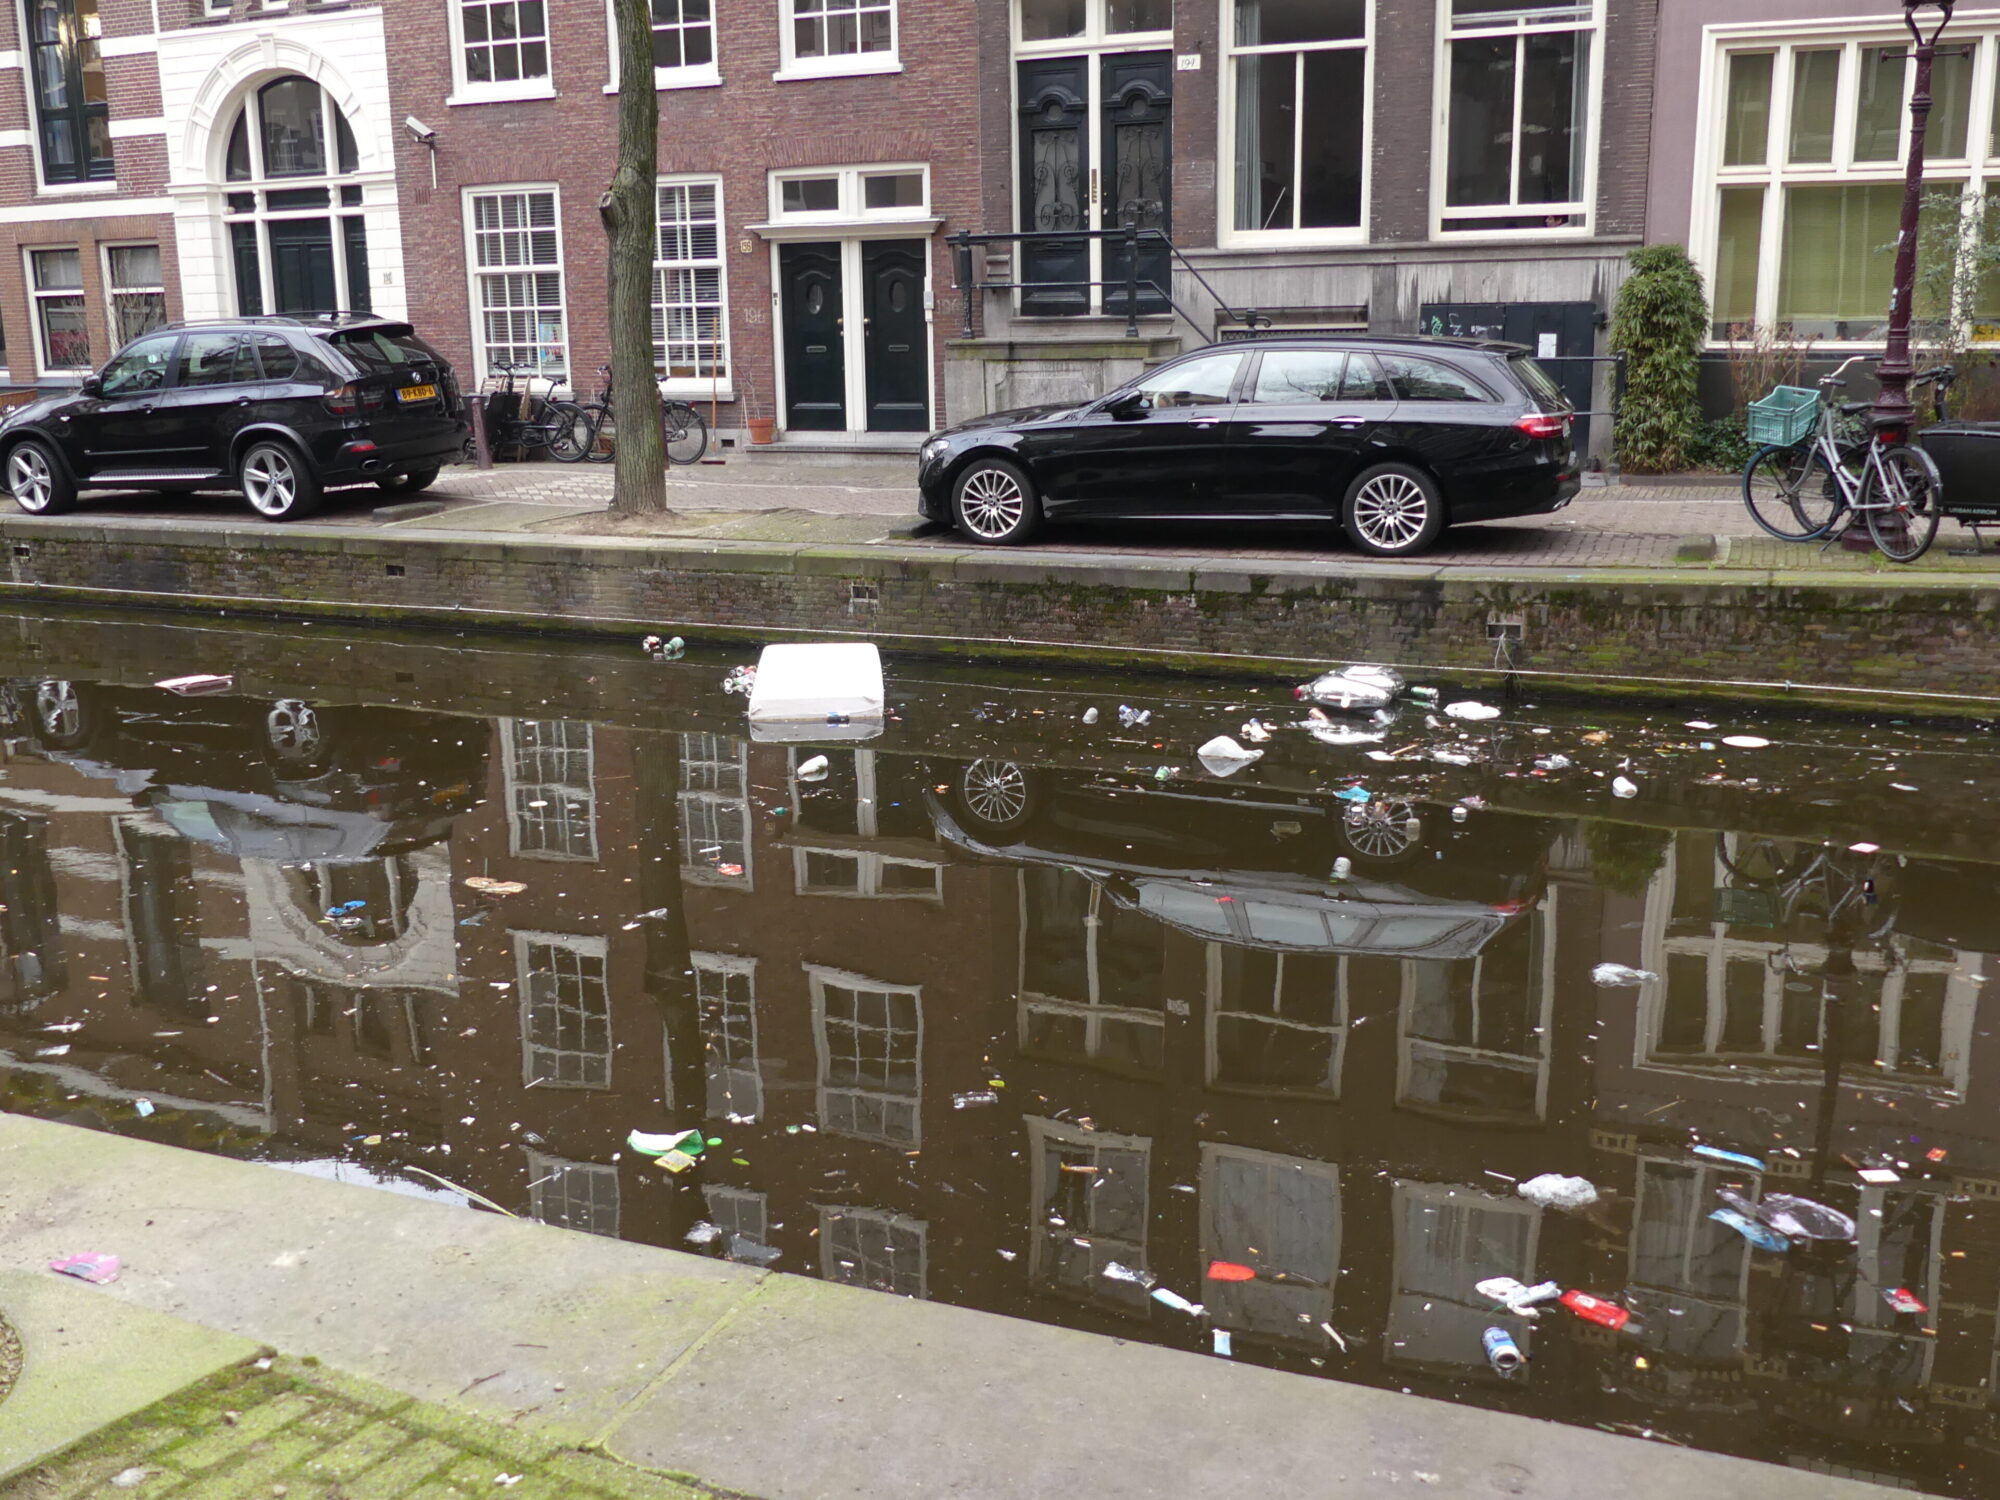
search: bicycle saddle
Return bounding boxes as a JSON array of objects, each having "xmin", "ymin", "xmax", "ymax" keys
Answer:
[{"xmin": 1839, "ymin": 401, "xmax": 1872, "ymax": 416}]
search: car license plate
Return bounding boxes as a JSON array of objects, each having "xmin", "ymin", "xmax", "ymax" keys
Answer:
[{"xmin": 397, "ymin": 383, "xmax": 438, "ymax": 403}]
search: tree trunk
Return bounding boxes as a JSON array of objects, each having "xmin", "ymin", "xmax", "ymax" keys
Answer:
[{"xmin": 602, "ymin": 0, "xmax": 665, "ymax": 513}]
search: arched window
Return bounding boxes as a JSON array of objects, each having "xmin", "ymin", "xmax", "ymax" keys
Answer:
[{"xmin": 221, "ymin": 76, "xmax": 370, "ymax": 316}]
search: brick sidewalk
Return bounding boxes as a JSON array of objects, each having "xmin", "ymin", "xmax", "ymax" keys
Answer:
[{"xmin": 0, "ymin": 1359, "xmax": 722, "ymax": 1500}]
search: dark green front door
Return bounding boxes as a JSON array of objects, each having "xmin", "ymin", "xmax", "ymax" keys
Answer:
[
  {"xmin": 780, "ymin": 241, "xmax": 845, "ymax": 432},
  {"xmin": 268, "ymin": 219, "xmax": 337, "ymax": 314},
  {"xmin": 862, "ymin": 240, "xmax": 927, "ymax": 433}
]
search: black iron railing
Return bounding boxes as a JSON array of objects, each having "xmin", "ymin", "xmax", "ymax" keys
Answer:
[{"xmin": 947, "ymin": 225, "xmax": 1271, "ymax": 342}]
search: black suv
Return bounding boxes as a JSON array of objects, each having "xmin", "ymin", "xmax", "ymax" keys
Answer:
[
  {"xmin": 916, "ymin": 335, "xmax": 1580, "ymax": 557},
  {"xmin": 0, "ymin": 315, "xmax": 467, "ymax": 522}
]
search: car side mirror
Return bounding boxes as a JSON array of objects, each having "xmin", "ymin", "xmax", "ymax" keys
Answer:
[
  {"xmin": 79, "ymin": 374, "xmax": 102, "ymax": 397},
  {"xmin": 1105, "ymin": 390, "xmax": 1148, "ymax": 419}
]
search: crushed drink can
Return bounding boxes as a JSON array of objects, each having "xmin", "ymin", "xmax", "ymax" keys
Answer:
[
  {"xmin": 1884, "ymin": 1287, "xmax": 1928, "ymax": 1315},
  {"xmin": 1482, "ymin": 1326, "xmax": 1525, "ymax": 1374},
  {"xmin": 1559, "ymin": 1290, "xmax": 1632, "ymax": 1331}
]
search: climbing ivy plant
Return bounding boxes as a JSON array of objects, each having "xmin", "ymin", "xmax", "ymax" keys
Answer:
[{"xmin": 1611, "ymin": 244, "xmax": 1710, "ymax": 474}]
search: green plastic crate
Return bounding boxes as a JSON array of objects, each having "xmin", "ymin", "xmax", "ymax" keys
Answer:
[{"xmin": 1747, "ymin": 386, "xmax": 1819, "ymax": 447}]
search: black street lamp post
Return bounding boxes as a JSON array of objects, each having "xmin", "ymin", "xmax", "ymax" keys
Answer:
[{"xmin": 1874, "ymin": 0, "xmax": 1958, "ymax": 432}]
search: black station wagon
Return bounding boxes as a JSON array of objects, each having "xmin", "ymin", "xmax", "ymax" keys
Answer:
[
  {"xmin": 917, "ymin": 335, "xmax": 1580, "ymax": 557},
  {"xmin": 0, "ymin": 314, "xmax": 466, "ymax": 523}
]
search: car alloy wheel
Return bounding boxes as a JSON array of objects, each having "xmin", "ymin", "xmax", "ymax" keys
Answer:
[
  {"xmin": 958, "ymin": 467, "xmax": 1026, "ymax": 541},
  {"xmin": 961, "ymin": 758, "xmax": 1029, "ymax": 827},
  {"xmin": 266, "ymin": 699, "xmax": 323, "ymax": 764},
  {"xmin": 1350, "ymin": 472, "xmax": 1432, "ymax": 552},
  {"xmin": 243, "ymin": 447, "xmax": 301, "ymax": 518},
  {"xmin": 1343, "ymin": 800, "xmax": 1422, "ymax": 860},
  {"xmin": 7, "ymin": 446, "xmax": 52, "ymax": 513},
  {"xmin": 34, "ymin": 680, "xmax": 80, "ymax": 741}
]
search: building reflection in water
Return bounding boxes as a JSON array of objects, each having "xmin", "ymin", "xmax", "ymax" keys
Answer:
[{"xmin": 2, "ymin": 672, "xmax": 1999, "ymax": 1495}]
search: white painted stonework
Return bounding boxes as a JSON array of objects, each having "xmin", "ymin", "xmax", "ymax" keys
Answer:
[{"xmin": 157, "ymin": 6, "xmax": 405, "ymax": 320}]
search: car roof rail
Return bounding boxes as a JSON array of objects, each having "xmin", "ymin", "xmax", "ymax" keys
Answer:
[{"xmin": 155, "ymin": 310, "xmax": 395, "ymax": 333}]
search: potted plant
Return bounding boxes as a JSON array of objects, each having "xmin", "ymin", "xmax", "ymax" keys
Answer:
[{"xmin": 741, "ymin": 368, "xmax": 776, "ymax": 445}]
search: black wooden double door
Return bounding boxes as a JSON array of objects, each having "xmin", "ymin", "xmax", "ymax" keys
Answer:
[
  {"xmin": 1017, "ymin": 51, "xmax": 1172, "ymax": 318},
  {"xmin": 779, "ymin": 239, "xmax": 929, "ymax": 433}
]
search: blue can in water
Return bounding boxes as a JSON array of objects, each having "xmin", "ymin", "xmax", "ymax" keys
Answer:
[{"xmin": 1482, "ymin": 1326, "xmax": 1525, "ymax": 1374}]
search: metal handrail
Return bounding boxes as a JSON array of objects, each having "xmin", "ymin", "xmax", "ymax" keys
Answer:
[{"xmin": 947, "ymin": 225, "xmax": 1271, "ymax": 342}]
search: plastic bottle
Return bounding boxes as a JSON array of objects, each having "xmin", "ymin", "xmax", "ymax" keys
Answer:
[{"xmin": 1559, "ymin": 1290, "xmax": 1631, "ymax": 1331}]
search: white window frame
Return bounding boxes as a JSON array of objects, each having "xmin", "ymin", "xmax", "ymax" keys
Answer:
[
  {"xmin": 702, "ymin": 1184, "xmax": 775, "ymax": 1262},
  {"xmin": 101, "ymin": 241, "xmax": 166, "ymax": 350},
  {"xmin": 1203, "ymin": 944, "xmax": 1348, "ymax": 1098},
  {"xmin": 819, "ymin": 1204, "xmax": 928, "ymax": 1297},
  {"xmin": 504, "ymin": 720, "xmax": 596, "ymax": 864},
  {"xmin": 1693, "ymin": 18, "xmax": 2000, "ymax": 350},
  {"xmin": 462, "ymin": 184, "xmax": 570, "ymax": 389},
  {"xmin": 1627, "ymin": 1155, "xmax": 1753, "ymax": 1363},
  {"xmin": 768, "ymin": 163, "xmax": 931, "ymax": 224},
  {"xmin": 1025, "ymin": 1114, "xmax": 1153, "ymax": 1309},
  {"xmin": 655, "ymin": 175, "xmax": 731, "ymax": 397},
  {"xmin": 1011, "ymin": 0, "xmax": 1173, "ymax": 53},
  {"xmin": 1387, "ymin": 1180, "xmax": 1541, "ymax": 1373},
  {"xmin": 775, "ymin": 0, "xmax": 901, "ymax": 83},
  {"xmin": 524, "ymin": 1148, "xmax": 620, "ymax": 1236},
  {"xmin": 603, "ymin": 0, "xmax": 722, "ymax": 91},
  {"xmin": 809, "ymin": 963, "xmax": 922, "ymax": 1145},
  {"xmin": 1199, "ymin": 1143, "xmax": 1341, "ymax": 1346},
  {"xmin": 693, "ymin": 950, "xmax": 762, "ymax": 1120},
  {"xmin": 447, "ymin": 0, "xmax": 557, "ymax": 106},
  {"xmin": 27, "ymin": 245, "xmax": 90, "ymax": 376},
  {"xmin": 679, "ymin": 731, "xmax": 753, "ymax": 888},
  {"xmin": 1016, "ymin": 870, "xmax": 1166, "ymax": 1072},
  {"xmin": 792, "ymin": 847, "xmax": 945, "ymax": 899},
  {"xmin": 1430, "ymin": 0, "xmax": 1605, "ymax": 240},
  {"xmin": 1218, "ymin": 0, "xmax": 1374, "ymax": 248},
  {"xmin": 515, "ymin": 929, "xmax": 612, "ymax": 1089},
  {"xmin": 1395, "ymin": 902, "xmax": 1554, "ymax": 1123}
]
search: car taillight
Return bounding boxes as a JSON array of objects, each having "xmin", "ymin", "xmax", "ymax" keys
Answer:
[
  {"xmin": 1515, "ymin": 412, "xmax": 1569, "ymax": 440},
  {"xmin": 323, "ymin": 383, "xmax": 358, "ymax": 415}
]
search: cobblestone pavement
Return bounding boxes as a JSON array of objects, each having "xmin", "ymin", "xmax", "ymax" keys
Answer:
[
  {"xmin": 42, "ymin": 458, "xmax": 2000, "ymax": 571},
  {"xmin": 0, "ymin": 1358, "xmax": 722, "ymax": 1500}
]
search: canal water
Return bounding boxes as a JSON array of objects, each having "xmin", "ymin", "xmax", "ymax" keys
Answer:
[{"xmin": 0, "ymin": 607, "xmax": 1996, "ymax": 1496}]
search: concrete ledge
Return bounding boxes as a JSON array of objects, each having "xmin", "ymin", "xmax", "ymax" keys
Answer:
[
  {"xmin": 0, "ymin": 1115, "xmax": 1911, "ymax": 1500},
  {"xmin": 1, "ymin": 512, "xmax": 1999, "ymax": 704}
]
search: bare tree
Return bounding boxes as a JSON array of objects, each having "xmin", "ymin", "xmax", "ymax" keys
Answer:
[{"xmin": 600, "ymin": 0, "xmax": 665, "ymax": 512}]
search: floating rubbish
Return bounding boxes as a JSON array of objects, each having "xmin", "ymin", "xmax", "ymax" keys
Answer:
[
  {"xmin": 464, "ymin": 876, "xmax": 528, "ymax": 897},
  {"xmin": 1212, "ymin": 1329, "xmax": 1234, "ymax": 1357},
  {"xmin": 1150, "ymin": 1286, "xmax": 1205, "ymax": 1316},
  {"xmin": 49, "ymin": 1252, "xmax": 121, "ymax": 1285},
  {"xmin": 155, "ymin": 674, "xmax": 235, "ymax": 696},
  {"xmin": 1296, "ymin": 664, "xmax": 1405, "ymax": 710},
  {"xmin": 1239, "ymin": 719, "xmax": 1273, "ymax": 743},
  {"xmin": 1686, "ymin": 720, "xmax": 1717, "ymax": 731},
  {"xmin": 629, "ymin": 1128, "xmax": 704, "ymax": 1157},
  {"xmin": 1445, "ymin": 701, "xmax": 1501, "ymax": 721},
  {"xmin": 1118, "ymin": 705, "xmax": 1152, "ymax": 728},
  {"xmin": 1516, "ymin": 1174, "xmax": 1599, "ymax": 1211},
  {"xmin": 1611, "ymin": 776, "xmax": 1638, "ymax": 798},
  {"xmin": 1152, "ymin": 766, "xmax": 1178, "ymax": 783},
  {"xmin": 1721, "ymin": 735, "xmax": 1771, "ymax": 749},
  {"xmin": 1850, "ymin": 841, "xmax": 1881, "ymax": 854},
  {"xmin": 684, "ymin": 1221, "xmax": 723, "ymax": 1245},
  {"xmin": 1333, "ymin": 785, "xmax": 1371, "ymax": 804},
  {"xmin": 1558, "ymin": 1290, "xmax": 1631, "ymax": 1331},
  {"xmin": 721, "ymin": 665, "xmax": 757, "ymax": 695},
  {"xmin": 1693, "ymin": 1144, "xmax": 1766, "ymax": 1171},
  {"xmin": 1081, "ymin": 706, "xmax": 1099, "ymax": 725},
  {"xmin": 748, "ymin": 642, "xmax": 883, "ymax": 736},
  {"xmin": 1206, "ymin": 1260, "xmax": 1257, "ymax": 1282},
  {"xmin": 1408, "ymin": 686, "xmax": 1440, "ymax": 706},
  {"xmin": 1591, "ymin": 963, "xmax": 1657, "ymax": 987},
  {"xmin": 1856, "ymin": 1167, "xmax": 1901, "ymax": 1185},
  {"xmin": 641, "ymin": 634, "xmax": 685, "ymax": 660},
  {"xmin": 1102, "ymin": 1261, "xmax": 1157, "ymax": 1288},
  {"xmin": 952, "ymin": 1090, "xmax": 1000, "ymax": 1109},
  {"xmin": 1197, "ymin": 735, "xmax": 1264, "ymax": 777},
  {"xmin": 1535, "ymin": 754, "xmax": 1572, "ymax": 772},
  {"xmin": 1709, "ymin": 1206, "xmax": 1790, "ymax": 1253},
  {"xmin": 1451, "ymin": 807, "xmax": 1469, "ymax": 823},
  {"xmin": 727, "ymin": 1237, "xmax": 783, "ymax": 1267},
  {"xmin": 1884, "ymin": 1287, "xmax": 1928, "ymax": 1315},
  {"xmin": 1330, "ymin": 857, "xmax": 1353, "ymax": 880},
  {"xmin": 1482, "ymin": 1326, "xmax": 1525, "ymax": 1374},
  {"xmin": 1431, "ymin": 750, "xmax": 1474, "ymax": 765},
  {"xmin": 134, "ymin": 1098, "xmax": 154, "ymax": 1118},
  {"xmin": 1754, "ymin": 1192, "xmax": 1857, "ymax": 1243},
  {"xmin": 796, "ymin": 754, "xmax": 831, "ymax": 782},
  {"xmin": 1475, "ymin": 1277, "xmax": 1563, "ymax": 1320}
]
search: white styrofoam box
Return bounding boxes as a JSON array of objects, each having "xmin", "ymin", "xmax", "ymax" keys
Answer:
[{"xmin": 746, "ymin": 642, "xmax": 884, "ymax": 729}]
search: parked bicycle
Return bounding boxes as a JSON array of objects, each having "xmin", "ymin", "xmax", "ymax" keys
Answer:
[
  {"xmin": 1741, "ymin": 356, "xmax": 1950, "ymax": 562},
  {"xmin": 557, "ymin": 366, "xmax": 709, "ymax": 466},
  {"xmin": 467, "ymin": 362, "xmax": 588, "ymax": 463}
]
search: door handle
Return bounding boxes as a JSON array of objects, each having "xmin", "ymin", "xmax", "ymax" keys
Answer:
[
  {"xmin": 137, "ymin": 404, "xmax": 155, "ymax": 414},
  {"xmin": 1190, "ymin": 417, "xmax": 1221, "ymax": 427},
  {"xmin": 235, "ymin": 397, "xmax": 251, "ymax": 406}
]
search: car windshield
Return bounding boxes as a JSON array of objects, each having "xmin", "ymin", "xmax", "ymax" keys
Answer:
[
  {"xmin": 1509, "ymin": 354, "xmax": 1570, "ymax": 410},
  {"xmin": 329, "ymin": 330, "xmax": 436, "ymax": 374}
]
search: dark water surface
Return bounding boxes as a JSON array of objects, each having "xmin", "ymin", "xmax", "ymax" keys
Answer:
[{"xmin": 2, "ymin": 608, "xmax": 1999, "ymax": 1494}]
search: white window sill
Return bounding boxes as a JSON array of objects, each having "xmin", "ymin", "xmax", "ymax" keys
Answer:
[
  {"xmin": 34, "ymin": 181, "xmax": 120, "ymax": 197},
  {"xmin": 1216, "ymin": 227, "xmax": 1368, "ymax": 250},
  {"xmin": 604, "ymin": 65, "xmax": 721, "ymax": 93},
  {"xmin": 662, "ymin": 382, "xmax": 733, "ymax": 400},
  {"xmin": 446, "ymin": 80, "xmax": 557, "ymax": 108},
  {"xmin": 773, "ymin": 54, "xmax": 902, "ymax": 83}
]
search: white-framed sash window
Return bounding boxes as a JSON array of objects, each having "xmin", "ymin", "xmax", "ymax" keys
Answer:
[
  {"xmin": 778, "ymin": 0, "xmax": 899, "ymax": 81},
  {"xmin": 1223, "ymin": 0, "xmax": 1371, "ymax": 244},
  {"xmin": 464, "ymin": 185, "xmax": 569, "ymax": 386},
  {"xmin": 1014, "ymin": 0, "xmax": 1171, "ymax": 48},
  {"xmin": 450, "ymin": 0, "xmax": 555, "ymax": 105},
  {"xmin": 28, "ymin": 246, "xmax": 90, "ymax": 374},
  {"xmin": 655, "ymin": 177, "xmax": 729, "ymax": 391},
  {"xmin": 516, "ymin": 930, "xmax": 611, "ymax": 1087},
  {"xmin": 103, "ymin": 243, "xmax": 166, "ymax": 349}
]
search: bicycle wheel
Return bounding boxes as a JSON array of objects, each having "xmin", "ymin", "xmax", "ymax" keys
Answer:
[
  {"xmin": 1743, "ymin": 443, "xmax": 1840, "ymax": 541},
  {"xmin": 547, "ymin": 401, "xmax": 591, "ymax": 463},
  {"xmin": 1863, "ymin": 444, "xmax": 1942, "ymax": 562},
  {"xmin": 664, "ymin": 401, "xmax": 709, "ymax": 465}
]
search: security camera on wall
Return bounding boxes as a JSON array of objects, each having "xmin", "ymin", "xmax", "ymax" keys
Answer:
[{"xmin": 405, "ymin": 116, "xmax": 436, "ymax": 144}]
